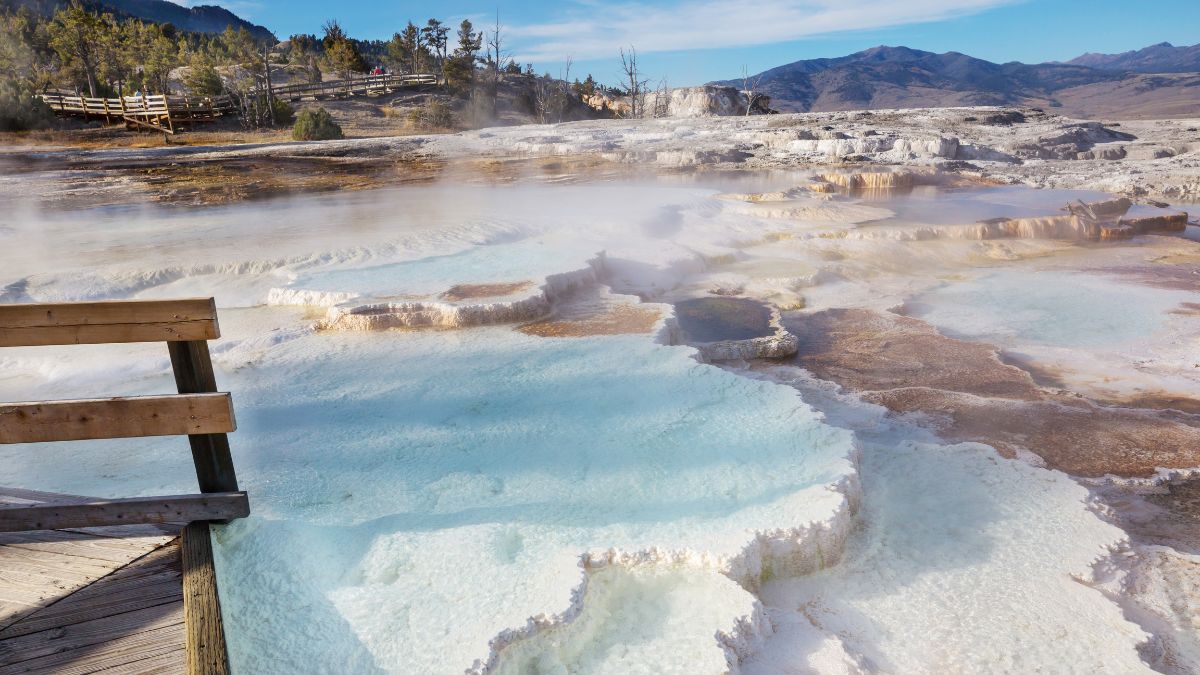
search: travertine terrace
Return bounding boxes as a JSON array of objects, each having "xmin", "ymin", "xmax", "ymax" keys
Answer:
[{"xmin": 2, "ymin": 105, "xmax": 1198, "ymax": 673}]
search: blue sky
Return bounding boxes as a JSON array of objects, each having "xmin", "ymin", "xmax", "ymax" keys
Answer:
[{"xmin": 187, "ymin": 0, "xmax": 1200, "ymax": 86}]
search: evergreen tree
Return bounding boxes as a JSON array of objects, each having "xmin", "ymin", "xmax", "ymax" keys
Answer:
[
  {"xmin": 454, "ymin": 19, "xmax": 481, "ymax": 60},
  {"xmin": 320, "ymin": 19, "xmax": 346, "ymax": 50},
  {"xmin": 318, "ymin": 18, "xmax": 366, "ymax": 78},
  {"xmin": 183, "ymin": 49, "xmax": 223, "ymax": 95},
  {"xmin": 421, "ymin": 18, "xmax": 447, "ymax": 71},
  {"xmin": 325, "ymin": 38, "xmax": 365, "ymax": 79},
  {"xmin": 0, "ymin": 10, "xmax": 55, "ymax": 130},
  {"xmin": 390, "ymin": 22, "xmax": 420, "ymax": 74},
  {"xmin": 47, "ymin": 2, "xmax": 105, "ymax": 95}
]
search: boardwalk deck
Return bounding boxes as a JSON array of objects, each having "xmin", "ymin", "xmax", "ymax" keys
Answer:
[
  {"xmin": 36, "ymin": 73, "xmax": 441, "ymax": 133},
  {"xmin": 0, "ymin": 299, "xmax": 245, "ymax": 674},
  {"xmin": 0, "ymin": 488, "xmax": 185, "ymax": 674}
]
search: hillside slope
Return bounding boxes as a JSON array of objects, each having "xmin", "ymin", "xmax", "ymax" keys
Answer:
[
  {"xmin": 1067, "ymin": 42, "xmax": 1200, "ymax": 73},
  {"xmin": 718, "ymin": 44, "xmax": 1200, "ymax": 119},
  {"xmin": 2, "ymin": 0, "xmax": 275, "ymax": 42}
]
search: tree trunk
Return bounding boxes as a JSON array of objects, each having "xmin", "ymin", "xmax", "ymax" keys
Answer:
[{"xmin": 84, "ymin": 63, "xmax": 97, "ymax": 97}]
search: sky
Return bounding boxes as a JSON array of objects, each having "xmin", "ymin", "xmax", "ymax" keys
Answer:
[{"xmin": 177, "ymin": 0, "xmax": 1200, "ymax": 86}]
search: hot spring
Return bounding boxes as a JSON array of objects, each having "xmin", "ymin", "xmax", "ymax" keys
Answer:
[{"xmin": 1, "ymin": 171, "xmax": 1194, "ymax": 673}]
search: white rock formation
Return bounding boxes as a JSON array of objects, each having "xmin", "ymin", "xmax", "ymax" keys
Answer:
[
  {"xmin": 642, "ymin": 85, "xmax": 751, "ymax": 118},
  {"xmin": 320, "ymin": 255, "xmax": 607, "ymax": 331}
]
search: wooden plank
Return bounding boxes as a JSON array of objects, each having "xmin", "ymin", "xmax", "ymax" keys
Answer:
[
  {"xmin": 1, "ymin": 543, "xmax": 181, "ymax": 639},
  {"xmin": 58, "ymin": 542, "xmax": 179, "ymax": 597},
  {"xmin": 181, "ymin": 522, "xmax": 229, "ymax": 675},
  {"xmin": 7, "ymin": 576, "xmax": 180, "ymax": 641},
  {"xmin": 0, "ymin": 600, "xmax": 39, "ymax": 631},
  {"xmin": 0, "ymin": 493, "xmax": 180, "ymax": 538},
  {"xmin": 169, "ymin": 341, "xmax": 239, "ymax": 494},
  {"xmin": 0, "ymin": 530, "xmax": 170, "ymax": 564},
  {"xmin": 0, "ymin": 487, "xmax": 88, "ymax": 507},
  {"xmin": 0, "ymin": 599, "xmax": 183, "ymax": 667},
  {"xmin": 3, "ymin": 624, "xmax": 184, "ymax": 675},
  {"xmin": 0, "ymin": 393, "xmax": 235, "ymax": 444},
  {"xmin": 0, "ymin": 493, "xmax": 248, "ymax": 533},
  {"xmin": 62, "ymin": 523, "xmax": 181, "ymax": 539},
  {"xmin": 0, "ymin": 547, "xmax": 116, "ymax": 579},
  {"xmin": 0, "ymin": 298, "xmax": 218, "ymax": 347}
]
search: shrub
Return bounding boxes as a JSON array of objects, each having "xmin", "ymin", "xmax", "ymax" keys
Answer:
[
  {"xmin": 983, "ymin": 111, "xmax": 1026, "ymax": 125},
  {"xmin": 271, "ymin": 97, "xmax": 295, "ymax": 125},
  {"xmin": 0, "ymin": 85, "xmax": 55, "ymax": 132},
  {"xmin": 442, "ymin": 55, "xmax": 475, "ymax": 97},
  {"xmin": 292, "ymin": 107, "xmax": 342, "ymax": 140},
  {"xmin": 407, "ymin": 97, "xmax": 454, "ymax": 130}
]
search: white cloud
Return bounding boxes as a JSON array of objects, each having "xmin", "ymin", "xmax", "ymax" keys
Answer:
[{"xmin": 508, "ymin": 0, "xmax": 1021, "ymax": 62}]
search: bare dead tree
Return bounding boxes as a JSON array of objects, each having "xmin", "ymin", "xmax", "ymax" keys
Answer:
[
  {"xmin": 652, "ymin": 76, "xmax": 671, "ymax": 118},
  {"xmin": 740, "ymin": 64, "xmax": 765, "ymax": 116},
  {"xmin": 532, "ymin": 56, "xmax": 573, "ymax": 124},
  {"xmin": 531, "ymin": 73, "xmax": 550, "ymax": 124},
  {"xmin": 229, "ymin": 49, "xmax": 283, "ymax": 129},
  {"xmin": 485, "ymin": 10, "xmax": 505, "ymax": 114},
  {"xmin": 556, "ymin": 56, "xmax": 573, "ymax": 121},
  {"xmin": 619, "ymin": 46, "xmax": 648, "ymax": 119}
]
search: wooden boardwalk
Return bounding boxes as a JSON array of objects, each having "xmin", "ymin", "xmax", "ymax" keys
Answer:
[
  {"xmin": 38, "ymin": 73, "xmax": 440, "ymax": 133},
  {"xmin": 271, "ymin": 72, "xmax": 439, "ymax": 101},
  {"xmin": 0, "ymin": 299, "xmax": 249, "ymax": 674},
  {"xmin": 38, "ymin": 93, "xmax": 237, "ymax": 134},
  {"xmin": 0, "ymin": 488, "xmax": 186, "ymax": 674}
]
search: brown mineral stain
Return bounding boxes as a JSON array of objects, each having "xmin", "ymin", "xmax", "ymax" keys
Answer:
[
  {"xmin": 519, "ymin": 305, "xmax": 661, "ymax": 338},
  {"xmin": 1095, "ymin": 265, "xmax": 1200, "ymax": 292},
  {"xmin": 441, "ymin": 282, "xmax": 535, "ymax": 302},
  {"xmin": 1170, "ymin": 302, "xmax": 1200, "ymax": 317},
  {"xmin": 785, "ymin": 308, "xmax": 1200, "ymax": 478}
]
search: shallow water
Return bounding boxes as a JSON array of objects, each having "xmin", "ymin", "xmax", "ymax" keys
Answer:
[
  {"xmin": 1, "ymin": 172, "xmax": 1194, "ymax": 673},
  {"xmin": 674, "ymin": 297, "xmax": 774, "ymax": 342},
  {"xmin": 859, "ymin": 184, "xmax": 1112, "ymax": 226},
  {"xmin": 906, "ymin": 269, "xmax": 1196, "ymax": 348}
]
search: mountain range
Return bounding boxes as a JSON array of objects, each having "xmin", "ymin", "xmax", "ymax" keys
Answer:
[
  {"xmin": 715, "ymin": 43, "xmax": 1200, "ymax": 119},
  {"xmin": 7, "ymin": 0, "xmax": 1198, "ymax": 120},
  {"xmin": 2, "ymin": 0, "xmax": 275, "ymax": 42},
  {"xmin": 1066, "ymin": 42, "xmax": 1200, "ymax": 72}
]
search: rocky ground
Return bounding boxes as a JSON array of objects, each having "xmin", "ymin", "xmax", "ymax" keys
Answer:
[{"xmin": 1, "ymin": 106, "xmax": 1197, "ymax": 209}]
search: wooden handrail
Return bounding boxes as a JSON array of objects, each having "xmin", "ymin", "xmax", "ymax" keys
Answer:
[
  {"xmin": 0, "ymin": 393, "xmax": 235, "ymax": 444},
  {"xmin": 0, "ymin": 296, "xmax": 242, "ymax": 675},
  {"xmin": 0, "ymin": 492, "xmax": 249, "ymax": 532},
  {"xmin": 0, "ymin": 298, "xmax": 219, "ymax": 347}
]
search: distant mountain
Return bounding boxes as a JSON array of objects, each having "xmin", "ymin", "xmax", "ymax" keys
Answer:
[
  {"xmin": 1067, "ymin": 42, "xmax": 1200, "ymax": 73},
  {"xmin": 2, "ymin": 0, "xmax": 275, "ymax": 42},
  {"xmin": 715, "ymin": 44, "xmax": 1200, "ymax": 119},
  {"xmin": 102, "ymin": 0, "xmax": 274, "ymax": 42}
]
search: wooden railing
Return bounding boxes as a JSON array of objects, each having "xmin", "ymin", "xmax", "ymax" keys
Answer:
[
  {"xmin": 0, "ymin": 297, "xmax": 246, "ymax": 674},
  {"xmin": 38, "ymin": 92, "xmax": 237, "ymax": 133},
  {"xmin": 0, "ymin": 298, "xmax": 249, "ymax": 531},
  {"xmin": 38, "ymin": 73, "xmax": 439, "ymax": 134},
  {"xmin": 271, "ymin": 72, "xmax": 440, "ymax": 100}
]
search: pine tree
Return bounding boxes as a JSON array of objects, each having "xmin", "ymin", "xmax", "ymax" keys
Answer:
[
  {"xmin": 325, "ymin": 39, "xmax": 364, "ymax": 79},
  {"xmin": 421, "ymin": 19, "xmax": 448, "ymax": 72},
  {"xmin": 184, "ymin": 50, "xmax": 223, "ymax": 96},
  {"xmin": 454, "ymin": 19, "xmax": 481, "ymax": 60},
  {"xmin": 47, "ymin": 2, "xmax": 105, "ymax": 96}
]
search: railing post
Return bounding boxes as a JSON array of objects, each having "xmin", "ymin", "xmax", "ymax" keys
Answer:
[
  {"xmin": 182, "ymin": 521, "xmax": 231, "ymax": 675},
  {"xmin": 169, "ymin": 340, "xmax": 239, "ymax": 494}
]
